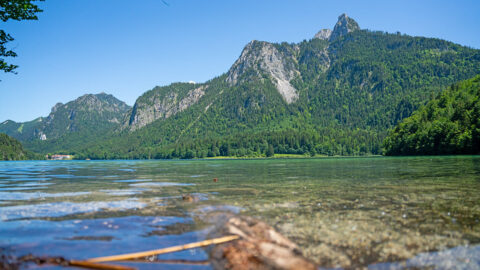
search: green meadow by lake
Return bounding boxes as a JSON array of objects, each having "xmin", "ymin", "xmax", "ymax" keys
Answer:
[{"xmin": 1, "ymin": 156, "xmax": 479, "ymax": 269}]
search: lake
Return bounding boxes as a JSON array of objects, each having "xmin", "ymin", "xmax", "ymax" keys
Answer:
[{"xmin": 0, "ymin": 157, "xmax": 479, "ymax": 269}]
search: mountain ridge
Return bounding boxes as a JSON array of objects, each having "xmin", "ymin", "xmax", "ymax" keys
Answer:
[
  {"xmin": 225, "ymin": 40, "xmax": 300, "ymax": 103},
  {"xmin": 3, "ymin": 14, "xmax": 480, "ymax": 158},
  {"xmin": 0, "ymin": 93, "xmax": 130, "ymax": 153},
  {"xmin": 68, "ymin": 13, "xmax": 480, "ymax": 159}
]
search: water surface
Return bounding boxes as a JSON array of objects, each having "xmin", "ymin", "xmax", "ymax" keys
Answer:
[{"xmin": 0, "ymin": 157, "xmax": 479, "ymax": 269}]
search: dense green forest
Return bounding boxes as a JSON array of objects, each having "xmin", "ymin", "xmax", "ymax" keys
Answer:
[
  {"xmin": 383, "ymin": 74, "xmax": 480, "ymax": 155},
  {"xmin": 0, "ymin": 133, "xmax": 37, "ymax": 160}
]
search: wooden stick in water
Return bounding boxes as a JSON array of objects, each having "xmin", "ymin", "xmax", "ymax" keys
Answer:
[
  {"xmin": 87, "ymin": 235, "xmax": 240, "ymax": 263},
  {"xmin": 69, "ymin": 260, "xmax": 136, "ymax": 270},
  {"xmin": 127, "ymin": 259, "xmax": 210, "ymax": 265}
]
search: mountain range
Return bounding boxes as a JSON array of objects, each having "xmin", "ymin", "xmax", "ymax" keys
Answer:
[{"xmin": 2, "ymin": 14, "xmax": 480, "ymax": 159}]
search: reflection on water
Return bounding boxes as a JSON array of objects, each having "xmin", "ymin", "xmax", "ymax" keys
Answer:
[
  {"xmin": 99, "ymin": 189, "xmax": 144, "ymax": 196},
  {"xmin": 0, "ymin": 199, "xmax": 145, "ymax": 220},
  {"xmin": 0, "ymin": 191, "xmax": 91, "ymax": 201},
  {"xmin": 114, "ymin": 179, "xmax": 151, "ymax": 183},
  {"xmin": 129, "ymin": 182, "xmax": 194, "ymax": 187},
  {"xmin": 0, "ymin": 157, "xmax": 479, "ymax": 269}
]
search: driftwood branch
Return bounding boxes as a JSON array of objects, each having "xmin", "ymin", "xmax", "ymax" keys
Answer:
[
  {"xmin": 209, "ymin": 215, "xmax": 317, "ymax": 270},
  {"xmin": 125, "ymin": 259, "xmax": 210, "ymax": 265},
  {"xmin": 69, "ymin": 260, "xmax": 136, "ymax": 270},
  {"xmin": 86, "ymin": 235, "xmax": 239, "ymax": 263}
]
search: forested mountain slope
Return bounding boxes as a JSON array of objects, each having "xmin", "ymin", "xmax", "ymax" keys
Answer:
[
  {"xmin": 384, "ymin": 74, "xmax": 480, "ymax": 155},
  {"xmin": 0, "ymin": 93, "xmax": 130, "ymax": 153},
  {"xmin": 0, "ymin": 133, "xmax": 31, "ymax": 160},
  {"xmin": 72, "ymin": 14, "xmax": 480, "ymax": 159}
]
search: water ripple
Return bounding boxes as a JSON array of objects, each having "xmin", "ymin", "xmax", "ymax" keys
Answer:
[{"xmin": 0, "ymin": 199, "xmax": 145, "ymax": 221}]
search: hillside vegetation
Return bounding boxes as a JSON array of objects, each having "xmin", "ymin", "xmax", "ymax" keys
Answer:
[
  {"xmin": 384, "ymin": 75, "xmax": 480, "ymax": 155},
  {"xmin": 0, "ymin": 133, "xmax": 32, "ymax": 160},
  {"xmin": 0, "ymin": 93, "xmax": 130, "ymax": 154}
]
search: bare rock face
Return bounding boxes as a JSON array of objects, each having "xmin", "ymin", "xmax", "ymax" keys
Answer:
[
  {"xmin": 209, "ymin": 215, "xmax": 316, "ymax": 270},
  {"xmin": 329, "ymin": 13, "xmax": 360, "ymax": 41},
  {"xmin": 314, "ymin": 29, "xmax": 332, "ymax": 40},
  {"xmin": 224, "ymin": 13, "xmax": 360, "ymax": 104},
  {"xmin": 127, "ymin": 85, "xmax": 207, "ymax": 130},
  {"xmin": 226, "ymin": 41, "xmax": 299, "ymax": 104},
  {"xmin": 51, "ymin": 102, "xmax": 63, "ymax": 114},
  {"xmin": 313, "ymin": 14, "xmax": 359, "ymax": 42}
]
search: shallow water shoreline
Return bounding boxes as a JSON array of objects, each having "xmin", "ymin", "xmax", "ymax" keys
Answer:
[{"xmin": 1, "ymin": 157, "xmax": 479, "ymax": 268}]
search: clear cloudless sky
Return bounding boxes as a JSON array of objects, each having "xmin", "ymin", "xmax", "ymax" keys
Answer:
[{"xmin": 1, "ymin": 0, "xmax": 479, "ymax": 122}]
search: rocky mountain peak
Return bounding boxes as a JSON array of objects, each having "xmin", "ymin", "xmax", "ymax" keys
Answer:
[
  {"xmin": 314, "ymin": 29, "xmax": 332, "ymax": 40},
  {"xmin": 226, "ymin": 40, "xmax": 299, "ymax": 104},
  {"xmin": 51, "ymin": 102, "xmax": 63, "ymax": 114},
  {"xmin": 63, "ymin": 93, "xmax": 130, "ymax": 113},
  {"xmin": 330, "ymin": 13, "xmax": 360, "ymax": 41}
]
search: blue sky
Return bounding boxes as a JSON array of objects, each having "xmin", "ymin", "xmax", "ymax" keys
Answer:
[{"xmin": 1, "ymin": 0, "xmax": 479, "ymax": 122}]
